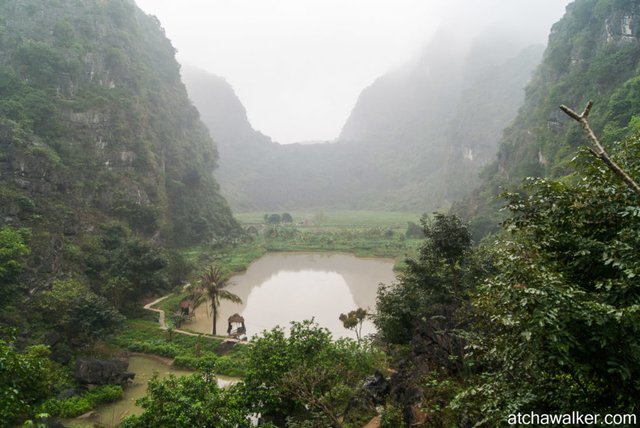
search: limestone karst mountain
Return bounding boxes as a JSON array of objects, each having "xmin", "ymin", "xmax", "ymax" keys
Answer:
[
  {"xmin": 455, "ymin": 0, "xmax": 640, "ymax": 237},
  {"xmin": 184, "ymin": 29, "xmax": 543, "ymax": 212},
  {"xmin": 0, "ymin": 0, "xmax": 240, "ymax": 284}
]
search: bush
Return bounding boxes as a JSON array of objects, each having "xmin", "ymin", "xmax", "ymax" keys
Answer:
[
  {"xmin": 126, "ymin": 340, "xmax": 180, "ymax": 358},
  {"xmin": 173, "ymin": 353, "xmax": 218, "ymax": 370},
  {"xmin": 214, "ymin": 355, "xmax": 246, "ymax": 378},
  {"xmin": 41, "ymin": 385, "xmax": 123, "ymax": 418},
  {"xmin": 380, "ymin": 405, "xmax": 406, "ymax": 428}
]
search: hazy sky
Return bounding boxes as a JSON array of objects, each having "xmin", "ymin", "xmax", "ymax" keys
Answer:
[{"xmin": 135, "ymin": 0, "xmax": 572, "ymax": 144}]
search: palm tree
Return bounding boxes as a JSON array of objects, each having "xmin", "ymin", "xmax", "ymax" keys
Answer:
[{"xmin": 197, "ymin": 266, "xmax": 242, "ymax": 335}]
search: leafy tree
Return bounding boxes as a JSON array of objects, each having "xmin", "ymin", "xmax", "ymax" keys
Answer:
[
  {"xmin": 421, "ymin": 213, "xmax": 471, "ymax": 263},
  {"xmin": 405, "ymin": 221, "xmax": 424, "ymax": 239},
  {"xmin": 268, "ymin": 213, "xmax": 281, "ymax": 224},
  {"xmin": 375, "ymin": 213, "xmax": 473, "ymax": 349},
  {"xmin": 241, "ymin": 320, "xmax": 386, "ymax": 427},
  {"xmin": 339, "ymin": 308, "xmax": 368, "ymax": 341},
  {"xmin": 374, "ymin": 213, "xmax": 478, "ymax": 426},
  {"xmin": 121, "ymin": 371, "xmax": 249, "ymax": 428},
  {"xmin": 165, "ymin": 250, "xmax": 194, "ymax": 287},
  {"xmin": 0, "ymin": 226, "xmax": 30, "ymax": 307},
  {"xmin": 37, "ymin": 279, "xmax": 124, "ymax": 345},
  {"xmin": 85, "ymin": 223, "xmax": 168, "ymax": 312},
  {"xmin": 196, "ymin": 266, "xmax": 242, "ymax": 335},
  {"xmin": 455, "ymin": 139, "xmax": 640, "ymax": 422},
  {"xmin": 281, "ymin": 212, "xmax": 294, "ymax": 223},
  {"xmin": 0, "ymin": 335, "xmax": 54, "ymax": 424}
]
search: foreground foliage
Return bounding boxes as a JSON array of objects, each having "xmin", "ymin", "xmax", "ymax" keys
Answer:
[
  {"xmin": 372, "ymin": 135, "xmax": 640, "ymax": 426},
  {"xmin": 121, "ymin": 371, "xmax": 249, "ymax": 428},
  {"xmin": 456, "ymin": 140, "xmax": 640, "ymax": 423},
  {"xmin": 124, "ymin": 321, "xmax": 385, "ymax": 428},
  {"xmin": 241, "ymin": 320, "xmax": 386, "ymax": 428},
  {"xmin": 0, "ymin": 335, "xmax": 54, "ymax": 424}
]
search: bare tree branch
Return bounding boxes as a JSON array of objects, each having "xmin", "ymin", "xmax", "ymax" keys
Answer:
[{"xmin": 560, "ymin": 101, "xmax": 640, "ymax": 195}]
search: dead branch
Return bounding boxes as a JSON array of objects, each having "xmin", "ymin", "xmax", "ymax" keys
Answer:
[{"xmin": 560, "ymin": 101, "xmax": 640, "ymax": 195}]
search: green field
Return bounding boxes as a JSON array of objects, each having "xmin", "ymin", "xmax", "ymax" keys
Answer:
[{"xmin": 234, "ymin": 210, "xmax": 423, "ymax": 228}]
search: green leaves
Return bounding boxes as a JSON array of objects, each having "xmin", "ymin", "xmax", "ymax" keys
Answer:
[
  {"xmin": 0, "ymin": 226, "xmax": 30, "ymax": 307},
  {"xmin": 36, "ymin": 279, "xmax": 124, "ymax": 345},
  {"xmin": 242, "ymin": 320, "xmax": 385, "ymax": 426},
  {"xmin": 339, "ymin": 308, "xmax": 368, "ymax": 341},
  {"xmin": 0, "ymin": 336, "xmax": 54, "ymax": 424},
  {"xmin": 121, "ymin": 372, "xmax": 249, "ymax": 428},
  {"xmin": 460, "ymin": 133, "xmax": 640, "ymax": 422}
]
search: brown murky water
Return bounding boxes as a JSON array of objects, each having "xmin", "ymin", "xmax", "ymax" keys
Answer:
[
  {"xmin": 187, "ymin": 252, "xmax": 397, "ymax": 339},
  {"xmin": 66, "ymin": 355, "xmax": 236, "ymax": 427}
]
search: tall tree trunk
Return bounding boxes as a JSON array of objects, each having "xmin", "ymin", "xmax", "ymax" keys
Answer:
[{"xmin": 212, "ymin": 304, "xmax": 217, "ymax": 335}]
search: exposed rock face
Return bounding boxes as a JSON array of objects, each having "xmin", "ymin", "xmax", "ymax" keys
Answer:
[
  {"xmin": 184, "ymin": 29, "xmax": 542, "ymax": 212},
  {"xmin": 0, "ymin": 1, "xmax": 239, "ymax": 235},
  {"xmin": 457, "ymin": 0, "xmax": 640, "ymax": 238},
  {"xmin": 361, "ymin": 371, "xmax": 390, "ymax": 404},
  {"xmin": 75, "ymin": 358, "xmax": 135, "ymax": 385},
  {"xmin": 605, "ymin": 11, "xmax": 640, "ymax": 44},
  {"xmin": 343, "ymin": 371, "xmax": 391, "ymax": 424},
  {"xmin": 0, "ymin": 0, "xmax": 240, "ymax": 289}
]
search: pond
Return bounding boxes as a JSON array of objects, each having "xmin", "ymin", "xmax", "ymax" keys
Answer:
[
  {"xmin": 187, "ymin": 252, "xmax": 397, "ymax": 339},
  {"xmin": 66, "ymin": 355, "xmax": 236, "ymax": 427}
]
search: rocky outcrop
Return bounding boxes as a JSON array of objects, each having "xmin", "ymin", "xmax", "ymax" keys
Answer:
[
  {"xmin": 0, "ymin": 0, "xmax": 240, "ymax": 260},
  {"xmin": 457, "ymin": 0, "xmax": 640, "ymax": 238},
  {"xmin": 75, "ymin": 358, "xmax": 135, "ymax": 385},
  {"xmin": 343, "ymin": 371, "xmax": 391, "ymax": 424},
  {"xmin": 362, "ymin": 371, "xmax": 391, "ymax": 404}
]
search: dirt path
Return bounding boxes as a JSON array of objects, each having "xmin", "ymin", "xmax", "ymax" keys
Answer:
[{"xmin": 143, "ymin": 294, "xmax": 245, "ymax": 343}]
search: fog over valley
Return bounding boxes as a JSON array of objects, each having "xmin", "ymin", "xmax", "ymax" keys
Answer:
[
  {"xmin": 3, "ymin": 1, "xmax": 640, "ymax": 426},
  {"xmin": 135, "ymin": 0, "xmax": 571, "ymax": 145},
  {"xmin": 131, "ymin": 0, "xmax": 574, "ymax": 213}
]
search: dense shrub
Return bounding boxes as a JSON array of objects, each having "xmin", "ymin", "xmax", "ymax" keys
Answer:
[
  {"xmin": 126, "ymin": 340, "xmax": 180, "ymax": 358},
  {"xmin": 41, "ymin": 385, "xmax": 123, "ymax": 418}
]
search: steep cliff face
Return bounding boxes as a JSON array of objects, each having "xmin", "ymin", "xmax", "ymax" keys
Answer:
[
  {"xmin": 0, "ymin": 0, "xmax": 239, "ymax": 274},
  {"xmin": 181, "ymin": 66, "xmax": 279, "ymax": 210},
  {"xmin": 186, "ymin": 28, "xmax": 542, "ymax": 212},
  {"xmin": 459, "ymin": 0, "xmax": 640, "ymax": 237},
  {"xmin": 339, "ymin": 32, "xmax": 466, "ymax": 148},
  {"xmin": 181, "ymin": 66, "xmax": 262, "ymax": 147}
]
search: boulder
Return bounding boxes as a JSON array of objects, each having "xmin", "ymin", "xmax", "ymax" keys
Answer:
[
  {"xmin": 362, "ymin": 370, "xmax": 390, "ymax": 404},
  {"xmin": 75, "ymin": 358, "xmax": 135, "ymax": 385}
]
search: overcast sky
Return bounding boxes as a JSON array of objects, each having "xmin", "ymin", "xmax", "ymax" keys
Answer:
[{"xmin": 135, "ymin": 0, "xmax": 572, "ymax": 144}]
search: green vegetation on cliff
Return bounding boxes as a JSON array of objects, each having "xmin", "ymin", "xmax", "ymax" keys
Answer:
[
  {"xmin": 0, "ymin": 0, "xmax": 240, "ymax": 423},
  {"xmin": 0, "ymin": 0, "xmax": 239, "ymax": 250},
  {"xmin": 458, "ymin": 0, "xmax": 640, "ymax": 237}
]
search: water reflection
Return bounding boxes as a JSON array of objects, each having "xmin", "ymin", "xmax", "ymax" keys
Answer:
[{"xmin": 189, "ymin": 252, "xmax": 396, "ymax": 339}]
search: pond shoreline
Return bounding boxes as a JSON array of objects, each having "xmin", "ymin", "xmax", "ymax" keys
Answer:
[{"xmin": 186, "ymin": 251, "xmax": 396, "ymax": 339}]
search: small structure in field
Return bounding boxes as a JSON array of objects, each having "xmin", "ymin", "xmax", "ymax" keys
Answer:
[{"xmin": 227, "ymin": 313, "xmax": 246, "ymax": 338}]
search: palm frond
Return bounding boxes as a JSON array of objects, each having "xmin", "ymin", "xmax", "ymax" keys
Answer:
[{"xmin": 218, "ymin": 289, "xmax": 242, "ymax": 305}]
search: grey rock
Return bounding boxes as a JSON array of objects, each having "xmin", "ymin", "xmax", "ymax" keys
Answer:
[{"xmin": 75, "ymin": 358, "xmax": 135, "ymax": 385}]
